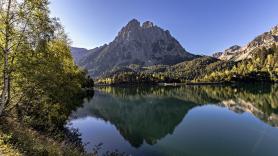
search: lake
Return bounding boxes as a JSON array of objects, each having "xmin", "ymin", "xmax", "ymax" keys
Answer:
[{"xmin": 66, "ymin": 84, "xmax": 278, "ymax": 156}]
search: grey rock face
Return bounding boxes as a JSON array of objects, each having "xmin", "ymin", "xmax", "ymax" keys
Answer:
[
  {"xmin": 142, "ymin": 21, "xmax": 154, "ymax": 28},
  {"xmin": 212, "ymin": 45, "xmax": 241, "ymax": 60},
  {"xmin": 70, "ymin": 47, "xmax": 88, "ymax": 64},
  {"xmin": 75, "ymin": 19, "xmax": 196, "ymax": 77},
  {"xmin": 271, "ymin": 25, "xmax": 278, "ymax": 36},
  {"xmin": 212, "ymin": 52, "xmax": 223, "ymax": 58},
  {"xmin": 225, "ymin": 45, "xmax": 241, "ymax": 54},
  {"xmin": 216, "ymin": 24, "xmax": 278, "ymax": 61},
  {"xmin": 218, "ymin": 45, "xmax": 241, "ymax": 60}
]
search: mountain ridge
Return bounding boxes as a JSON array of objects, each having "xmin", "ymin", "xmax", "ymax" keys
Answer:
[
  {"xmin": 71, "ymin": 19, "xmax": 197, "ymax": 77},
  {"xmin": 213, "ymin": 25, "xmax": 278, "ymax": 61},
  {"xmin": 71, "ymin": 20, "xmax": 278, "ymax": 84}
]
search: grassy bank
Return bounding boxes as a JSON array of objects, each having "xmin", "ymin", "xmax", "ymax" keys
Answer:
[
  {"xmin": 0, "ymin": 117, "xmax": 87, "ymax": 156},
  {"xmin": 0, "ymin": 133, "xmax": 21, "ymax": 156}
]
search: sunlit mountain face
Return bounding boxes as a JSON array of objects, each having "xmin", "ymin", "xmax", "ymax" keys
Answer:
[{"xmin": 70, "ymin": 19, "xmax": 197, "ymax": 78}]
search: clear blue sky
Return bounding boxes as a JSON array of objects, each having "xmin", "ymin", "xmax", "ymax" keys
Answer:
[{"xmin": 49, "ymin": 0, "xmax": 278, "ymax": 55}]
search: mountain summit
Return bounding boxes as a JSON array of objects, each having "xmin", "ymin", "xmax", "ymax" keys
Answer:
[
  {"xmin": 71, "ymin": 19, "xmax": 196, "ymax": 77},
  {"xmin": 214, "ymin": 25, "xmax": 278, "ymax": 61}
]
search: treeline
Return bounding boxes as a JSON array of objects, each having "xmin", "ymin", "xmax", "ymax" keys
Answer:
[
  {"xmin": 203, "ymin": 44, "xmax": 278, "ymax": 82},
  {"xmin": 97, "ymin": 57, "xmax": 234, "ymax": 84},
  {"xmin": 97, "ymin": 45, "xmax": 278, "ymax": 85},
  {"xmin": 0, "ymin": 0, "xmax": 92, "ymax": 155}
]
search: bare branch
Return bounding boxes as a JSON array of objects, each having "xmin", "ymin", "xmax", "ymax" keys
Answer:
[
  {"xmin": 0, "ymin": 29, "xmax": 5, "ymax": 36},
  {"xmin": 8, "ymin": 17, "xmax": 29, "ymax": 52},
  {"xmin": 7, "ymin": 2, "xmax": 34, "ymax": 53}
]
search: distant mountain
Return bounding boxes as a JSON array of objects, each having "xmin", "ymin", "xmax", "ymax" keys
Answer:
[
  {"xmin": 212, "ymin": 52, "xmax": 223, "ymax": 59},
  {"xmin": 70, "ymin": 47, "xmax": 88, "ymax": 64},
  {"xmin": 71, "ymin": 19, "xmax": 196, "ymax": 77},
  {"xmin": 212, "ymin": 45, "xmax": 241, "ymax": 60},
  {"xmin": 214, "ymin": 25, "xmax": 278, "ymax": 61},
  {"xmin": 97, "ymin": 22, "xmax": 278, "ymax": 84},
  {"xmin": 71, "ymin": 20, "xmax": 278, "ymax": 84}
]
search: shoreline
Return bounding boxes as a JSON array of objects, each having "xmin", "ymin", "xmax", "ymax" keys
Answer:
[
  {"xmin": 158, "ymin": 82, "xmax": 225, "ymax": 86},
  {"xmin": 94, "ymin": 81, "xmax": 228, "ymax": 87},
  {"xmin": 94, "ymin": 81, "xmax": 277, "ymax": 87}
]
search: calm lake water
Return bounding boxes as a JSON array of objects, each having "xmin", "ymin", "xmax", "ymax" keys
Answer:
[{"xmin": 66, "ymin": 84, "xmax": 278, "ymax": 156}]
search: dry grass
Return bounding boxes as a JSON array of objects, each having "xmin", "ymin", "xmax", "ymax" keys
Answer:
[
  {"xmin": 0, "ymin": 117, "xmax": 87, "ymax": 156},
  {"xmin": 0, "ymin": 132, "xmax": 22, "ymax": 156}
]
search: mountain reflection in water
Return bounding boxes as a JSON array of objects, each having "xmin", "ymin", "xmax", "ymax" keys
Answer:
[{"xmin": 67, "ymin": 84, "xmax": 278, "ymax": 156}]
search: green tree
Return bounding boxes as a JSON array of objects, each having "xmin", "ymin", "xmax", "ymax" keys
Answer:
[{"xmin": 0, "ymin": 0, "xmax": 53, "ymax": 115}]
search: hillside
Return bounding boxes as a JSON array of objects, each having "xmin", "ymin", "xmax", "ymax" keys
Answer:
[
  {"xmin": 70, "ymin": 47, "xmax": 88, "ymax": 64},
  {"xmin": 214, "ymin": 25, "xmax": 278, "ymax": 61}
]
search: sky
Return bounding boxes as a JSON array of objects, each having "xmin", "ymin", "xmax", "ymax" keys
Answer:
[{"xmin": 49, "ymin": 0, "xmax": 278, "ymax": 55}]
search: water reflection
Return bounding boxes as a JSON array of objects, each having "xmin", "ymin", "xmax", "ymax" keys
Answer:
[{"xmin": 68, "ymin": 84, "xmax": 278, "ymax": 156}]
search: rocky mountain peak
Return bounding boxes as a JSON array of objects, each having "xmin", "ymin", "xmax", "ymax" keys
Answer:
[
  {"xmin": 213, "ymin": 24, "xmax": 278, "ymax": 61},
  {"xmin": 125, "ymin": 19, "xmax": 140, "ymax": 29},
  {"xmin": 271, "ymin": 25, "xmax": 278, "ymax": 35},
  {"xmin": 213, "ymin": 45, "xmax": 241, "ymax": 60},
  {"xmin": 142, "ymin": 21, "xmax": 154, "ymax": 28},
  {"xmin": 72, "ymin": 19, "xmax": 196, "ymax": 77},
  {"xmin": 118, "ymin": 19, "xmax": 140, "ymax": 36},
  {"xmin": 225, "ymin": 45, "xmax": 241, "ymax": 53},
  {"xmin": 212, "ymin": 52, "xmax": 223, "ymax": 58},
  {"xmin": 118, "ymin": 19, "xmax": 161, "ymax": 36}
]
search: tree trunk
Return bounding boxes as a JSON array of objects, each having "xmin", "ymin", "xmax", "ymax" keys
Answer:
[
  {"xmin": 0, "ymin": 0, "xmax": 12, "ymax": 116},
  {"xmin": 0, "ymin": 50, "xmax": 9, "ymax": 115}
]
